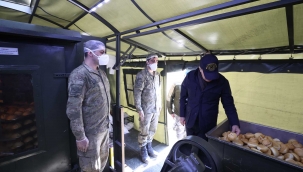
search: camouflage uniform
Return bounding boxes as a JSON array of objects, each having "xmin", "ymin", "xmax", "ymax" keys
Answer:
[
  {"xmin": 66, "ymin": 63, "xmax": 110, "ymax": 172},
  {"xmin": 134, "ymin": 67, "xmax": 161, "ymax": 147},
  {"xmin": 167, "ymin": 83, "xmax": 186, "ymax": 140}
]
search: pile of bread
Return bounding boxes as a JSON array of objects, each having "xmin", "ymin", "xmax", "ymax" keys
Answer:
[
  {"xmin": 219, "ymin": 131, "xmax": 303, "ymax": 167},
  {"xmin": 7, "ymin": 138, "xmax": 38, "ymax": 150},
  {"xmin": 0, "ymin": 103, "xmax": 35, "ymax": 121}
]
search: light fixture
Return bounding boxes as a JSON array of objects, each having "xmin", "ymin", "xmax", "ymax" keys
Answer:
[
  {"xmin": 98, "ymin": 3, "xmax": 103, "ymax": 7},
  {"xmin": 104, "ymin": 0, "xmax": 110, "ymax": 3},
  {"xmin": 177, "ymin": 40, "xmax": 184, "ymax": 47},
  {"xmin": 91, "ymin": 7, "xmax": 97, "ymax": 11}
]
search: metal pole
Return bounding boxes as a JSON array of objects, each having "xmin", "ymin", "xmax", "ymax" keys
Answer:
[
  {"xmin": 116, "ymin": 34, "xmax": 121, "ymax": 107},
  {"xmin": 113, "ymin": 33, "xmax": 125, "ymax": 172}
]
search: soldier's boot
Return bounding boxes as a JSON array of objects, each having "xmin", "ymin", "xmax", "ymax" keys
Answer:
[
  {"xmin": 146, "ymin": 142, "xmax": 158, "ymax": 158},
  {"xmin": 140, "ymin": 146, "xmax": 149, "ymax": 163}
]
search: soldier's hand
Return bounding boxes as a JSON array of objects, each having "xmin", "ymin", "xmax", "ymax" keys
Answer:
[
  {"xmin": 232, "ymin": 125, "xmax": 241, "ymax": 135},
  {"xmin": 138, "ymin": 111, "xmax": 144, "ymax": 121},
  {"xmin": 76, "ymin": 136, "xmax": 89, "ymax": 152},
  {"xmin": 180, "ymin": 117, "xmax": 185, "ymax": 126}
]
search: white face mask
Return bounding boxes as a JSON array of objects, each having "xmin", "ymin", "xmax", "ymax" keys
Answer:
[
  {"xmin": 149, "ymin": 63, "xmax": 157, "ymax": 71},
  {"xmin": 97, "ymin": 54, "xmax": 109, "ymax": 65},
  {"xmin": 85, "ymin": 48, "xmax": 109, "ymax": 65}
]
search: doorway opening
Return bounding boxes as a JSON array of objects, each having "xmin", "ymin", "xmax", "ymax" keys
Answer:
[{"xmin": 165, "ymin": 70, "xmax": 187, "ymax": 147}]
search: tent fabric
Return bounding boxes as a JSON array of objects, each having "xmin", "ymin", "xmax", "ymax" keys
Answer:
[
  {"xmin": 31, "ymin": 16, "xmax": 61, "ymax": 28},
  {"xmin": 218, "ymin": 72, "xmax": 303, "ymax": 134},
  {"xmin": 179, "ymin": 8, "xmax": 289, "ymax": 50},
  {"xmin": 77, "ymin": 0, "xmax": 99, "ymax": 8},
  {"xmin": 294, "ymin": 4, "xmax": 303, "ymax": 45},
  {"xmin": 135, "ymin": 0, "xmax": 230, "ymax": 22},
  {"xmin": 122, "ymin": 60, "xmax": 303, "ymax": 74},
  {"xmin": 160, "ymin": 0, "xmax": 279, "ymax": 28},
  {"xmin": 130, "ymin": 32, "xmax": 197, "ymax": 53},
  {"xmin": 94, "ymin": 0, "xmax": 152, "ymax": 32},
  {"xmin": 34, "ymin": 0, "xmax": 84, "ymax": 27},
  {"xmin": 0, "ymin": 0, "xmax": 303, "ymax": 57},
  {"xmin": 0, "ymin": 6, "xmax": 29, "ymax": 22},
  {"xmin": 5, "ymin": 0, "xmax": 31, "ymax": 6},
  {"xmin": 72, "ymin": 14, "xmax": 114, "ymax": 37},
  {"xmin": 107, "ymin": 41, "xmax": 148, "ymax": 56}
]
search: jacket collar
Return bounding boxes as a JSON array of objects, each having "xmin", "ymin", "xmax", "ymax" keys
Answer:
[
  {"xmin": 83, "ymin": 62, "xmax": 100, "ymax": 76},
  {"xmin": 145, "ymin": 66, "xmax": 155, "ymax": 76}
]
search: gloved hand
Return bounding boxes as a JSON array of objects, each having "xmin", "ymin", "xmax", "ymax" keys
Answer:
[
  {"xmin": 180, "ymin": 117, "xmax": 185, "ymax": 126},
  {"xmin": 232, "ymin": 125, "xmax": 241, "ymax": 135},
  {"xmin": 138, "ymin": 111, "xmax": 144, "ymax": 121},
  {"xmin": 76, "ymin": 136, "xmax": 89, "ymax": 152}
]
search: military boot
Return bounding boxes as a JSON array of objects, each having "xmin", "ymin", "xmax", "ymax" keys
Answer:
[
  {"xmin": 146, "ymin": 142, "xmax": 158, "ymax": 158},
  {"xmin": 140, "ymin": 146, "xmax": 149, "ymax": 163}
]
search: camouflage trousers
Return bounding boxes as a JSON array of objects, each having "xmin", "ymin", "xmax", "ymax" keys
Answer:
[
  {"xmin": 138, "ymin": 113, "xmax": 160, "ymax": 147},
  {"xmin": 78, "ymin": 130, "xmax": 109, "ymax": 172},
  {"xmin": 173, "ymin": 115, "xmax": 186, "ymax": 140}
]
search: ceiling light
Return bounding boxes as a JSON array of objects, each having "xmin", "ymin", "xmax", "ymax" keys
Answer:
[
  {"xmin": 91, "ymin": 7, "xmax": 97, "ymax": 11},
  {"xmin": 97, "ymin": 3, "xmax": 103, "ymax": 7},
  {"xmin": 104, "ymin": 0, "xmax": 110, "ymax": 3}
]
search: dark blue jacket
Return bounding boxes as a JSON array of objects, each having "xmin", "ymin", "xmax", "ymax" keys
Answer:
[{"xmin": 180, "ymin": 69, "xmax": 239, "ymax": 133}]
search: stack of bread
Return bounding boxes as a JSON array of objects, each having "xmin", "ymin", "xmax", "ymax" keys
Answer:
[
  {"xmin": 219, "ymin": 131, "xmax": 303, "ymax": 167},
  {"xmin": 0, "ymin": 102, "xmax": 37, "ymax": 153},
  {"xmin": 0, "ymin": 103, "xmax": 34, "ymax": 121}
]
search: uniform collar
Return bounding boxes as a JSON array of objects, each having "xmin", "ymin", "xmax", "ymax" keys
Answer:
[
  {"xmin": 83, "ymin": 62, "xmax": 100, "ymax": 76},
  {"xmin": 145, "ymin": 67, "xmax": 155, "ymax": 76}
]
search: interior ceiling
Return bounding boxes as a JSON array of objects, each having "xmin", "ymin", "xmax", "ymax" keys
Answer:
[{"xmin": 0, "ymin": 0, "xmax": 303, "ymax": 59}]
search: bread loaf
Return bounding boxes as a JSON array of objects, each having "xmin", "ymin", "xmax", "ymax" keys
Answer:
[
  {"xmin": 11, "ymin": 141, "xmax": 23, "ymax": 149},
  {"xmin": 21, "ymin": 129, "xmax": 30, "ymax": 135},
  {"xmin": 22, "ymin": 111, "xmax": 30, "ymax": 116},
  {"xmin": 24, "ymin": 137, "xmax": 33, "ymax": 143},
  {"xmin": 6, "ymin": 114, "xmax": 18, "ymax": 120}
]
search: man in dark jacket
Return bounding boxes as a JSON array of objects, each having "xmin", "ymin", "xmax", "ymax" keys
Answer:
[{"xmin": 179, "ymin": 54, "xmax": 240, "ymax": 140}]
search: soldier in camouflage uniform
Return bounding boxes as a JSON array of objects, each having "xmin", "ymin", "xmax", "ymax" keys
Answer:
[
  {"xmin": 66, "ymin": 40, "xmax": 110, "ymax": 172},
  {"xmin": 167, "ymin": 83, "xmax": 186, "ymax": 140},
  {"xmin": 134, "ymin": 54, "xmax": 161, "ymax": 163}
]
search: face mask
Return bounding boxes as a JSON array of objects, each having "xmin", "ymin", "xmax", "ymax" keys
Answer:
[
  {"xmin": 97, "ymin": 54, "xmax": 109, "ymax": 65},
  {"xmin": 85, "ymin": 48, "xmax": 109, "ymax": 65},
  {"xmin": 149, "ymin": 63, "xmax": 157, "ymax": 71}
]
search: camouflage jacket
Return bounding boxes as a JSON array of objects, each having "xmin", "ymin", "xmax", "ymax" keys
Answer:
[
  {"xmin": 167, "ymin": 83, "xmax": 181, "ymax": 116},
  {"xmin": 66, "ymin": 63, "xmax": 110, "ymax": 140},
  {"xmin": 134, "ymin": 67, "xmax": 161, "ymax": 114}
]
